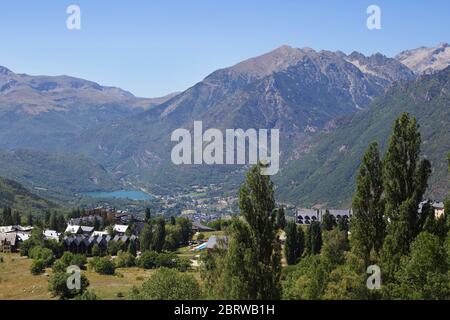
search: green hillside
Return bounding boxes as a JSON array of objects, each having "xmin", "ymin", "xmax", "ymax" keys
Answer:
[
  {"xmin": 0, "ymin": 176, "xmax": 58, "ymax": 214},
  {"xmin": 276, "ymin": 67, "xmax": 450, "ymax": 207},
  {"xmin": 0, "ymin": 149, "xmax": 121, "ymax": 202}
]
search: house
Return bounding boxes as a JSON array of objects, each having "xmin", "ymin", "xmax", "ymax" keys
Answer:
[
  {"xmin": 65, "ymin": 225, "xmax": 82, "ymax": 235},
  {"xmin": 418, "ymin": 200, "xmax": 446, "ymax": 219},
  {"xmin": 296, "ymin": 209, "xmax": 352, "ymax": 225},
  {"xmin": 433, "ymin": 201, "xmax": 445, "ymax": 218},
  {"xmin": 113, "ymin": 224, "xmax": 129, "ymax": 235},
  {"xmin": 65, "ymin": 224, "xmax": 94, "ymax": 236},
  {"xmin": 62, "ymin": 234, "xmax": 139, "ymax": 254},
  {"xmin": 0, "ymin": 232, "xmax": 17, "ymax": 253},
  {"xmin": 0, "ymin": 225, "xmax": 33, "ymax": 234},
  {"xmin": 44, "ymin": 230, "xmax": 61, "ymax": 241}
]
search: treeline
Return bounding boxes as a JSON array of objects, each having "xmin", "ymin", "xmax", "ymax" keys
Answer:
[
  {"xmin": 198, "ymin": 112, "xmax": 450, "ymax": 300},
  {"xmin": 1, "ymin": 207, "xmax": 67, "ymax": 233}
]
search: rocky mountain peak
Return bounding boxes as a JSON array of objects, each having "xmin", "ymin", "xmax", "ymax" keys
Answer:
[
  {"xmin": 0, "ymin": 66, "xmax": 12, "ymax": 76},
  {"xmin": 395, "ymin": 42, "xmax": 450, "ymax": 74}
]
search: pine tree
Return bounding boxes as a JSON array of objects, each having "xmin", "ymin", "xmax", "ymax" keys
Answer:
[
  {"xmin": 57, "ymin": 215, "xmax": 66, "ymax": 233},
  {"xmin": 49, "ymin": 212, "xmax": 58, "ymax": 231},
  {"xmin": 44, "ymin": 210, "xmax": 51, "ymax": 226},
  {"xmin": 140, "ymin": 224, "xmax": 153, "ymax": 252},
  {"xmin": 153, "ymin": 217, "xmax": 166, "ymax": 253},
  {"xmin": 93, "ymin": 217, "xmax": 100, "ymax": 231},
  {"xmin": 322, "ymin": 210, "xmax": 336, "ymax": 231},
  {"xmin": 276, "ymin": 207, "xmax": 287, "ymax": 230},
  {"xmin": 2, "ymin": 206, "xmax": 13, "ymax": 226},
  {"xmin": 27, "ymin": 213, "xmax": 33, "ymax": 226},
  {"xmin": 144, "ymin": 208, "xmax": 151, "ymax": 223},
  {"xmin": 306, "ymin": 221, "xmax": 322, "ymax": 255},
  {"xmin": 128, "ymin": 239, "xmax": 137, "ymax": 256},
  {"xmin": 351, "ymin": 142, "xmax": 385, "ymax": 264},
  {"xmin": 12, "ymin": 211, "xmax": 21, "ymax": 226},
  {"xmin": 285, "ymin": 221, "xmax": 304, "ymax": 265}
]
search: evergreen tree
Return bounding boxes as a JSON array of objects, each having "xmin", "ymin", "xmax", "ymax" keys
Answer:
[
  {"xmin": 153, "ymin": 217, "xmax": 166, "ymax": 253},
  {"xmin": 351, "ymin": 142, "xmax": 385, "ymax": 264},
  {"xmin": 205, "ymin": 164, "xmax": 282, "ymax": 299},
  {"xmin": 306, "ymin": 221, "xmax": 322, "ymax": 255},
  {"xmin": 144, "ymin": 208, "xmax": 151, "ymax": 223},
  {"xmin": 170, "ymin": 216, "xmax": 176, "ymax": 226},
  {"xmin": 128, "ymin": 239, "xmax": 137, "ymax": 256},
  {"xmin": 276, "ymin": 207, "xmax": 287, "ymax": 230},
  {"xmin": 392, "ymin": 232, "xmax": 450, "ymax": 299},
  {"xmin": 12, "ymin": 211, "xmax": 21, "ymax": 226},
  {"xmin": 49, "ymin": 212, "xmax": 58, "ymax": 231},
  {"xmin": 93, "ymin": 217, "xmax": 100, "ymax": 231},
  {"xmin": 322, "ymin": 210, "xmax": 336, "ymax": 231},
  {"xmin": 140, "ymin": 224, "xmax": 153, "ymax": 252},
  {"xmin": 27, "ymin": 213, "xmax": 33, "ymax": 226},
  {"xmin": 285, "ymin": 221, "xmax": 304, "ymax": 265},
  {"xmin": 57, "ymin": 215, "xmax": 66, "ymax": 233},
  {"xmin": 236, "ymin": 163, "xmax": 281, "ymax": 299},
  {"xmin": 381, "ymin": 113, "xmax": 432, "ymax": 279},
  {"xmin": 2, "ymin": 206, "xmax": 13, "ymax": 226},
  {"xmin": 44, "ymin": 210, "xmax": 51, "ymax": 226}
]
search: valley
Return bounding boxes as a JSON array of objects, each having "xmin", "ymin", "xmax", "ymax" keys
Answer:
[{"xmin": 0, "ymin": 43, "xmax": 449, "ymax": 210}]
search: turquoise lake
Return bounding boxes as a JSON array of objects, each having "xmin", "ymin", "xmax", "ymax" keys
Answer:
[{"xmin": 83, "ymin": 190, "xmax": 153, "ymax": 201}]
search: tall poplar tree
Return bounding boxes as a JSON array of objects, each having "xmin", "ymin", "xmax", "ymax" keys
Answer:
[
  {"xmin": 285, "ymin": 221, "xmax": 305, "ymax": 265},
  {"xmin": 306, "ymin": 221, "xmax": 322, "ymax": 255},
  {"xmin": 153, "ymin": 217, "xmax": 166, "ymax": 253},
  {"xmin": 214, "ymin": 163, "xmax": 281, "ymax": 300},
  {"xmin": 351, "ymin": 142, "xmax": 385, "ymax": 264},
  {"xmin": 238, "ymin": 163, "xmax": 281, "ymax": 299},
  {"xmin": 140, "ymin": 224, "xmax": 153, "ymax": 252},
  {"xmin": 276, "ymin": 207, "xmax": 287, "ymax": 230},
  {"xmin": 381, "ymin": 113, "xmax": 432, "ymax": 278}
]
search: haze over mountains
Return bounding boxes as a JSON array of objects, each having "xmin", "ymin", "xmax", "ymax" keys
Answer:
[
  {"xmin": 0, "ymin": 67, "xmax": 174, "ymax": 151},
  {"xmin": 0, "ymin": 43, "xmax": 449, "ymax": 207}
]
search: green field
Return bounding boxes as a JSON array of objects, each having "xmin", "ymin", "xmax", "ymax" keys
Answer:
[{"xmin": 0, "ymin": 253, "xmax": 201, "ymax": 300}]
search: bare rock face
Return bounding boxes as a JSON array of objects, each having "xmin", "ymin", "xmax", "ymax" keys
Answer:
[{"xmin": 396, "ymin": 42, "xmax": 450, "ymax": 74}]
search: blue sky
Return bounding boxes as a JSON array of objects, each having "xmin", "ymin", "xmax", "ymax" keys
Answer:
[{"xmin": 0, "ymin": 0, "xmax": 449, "ymax": 97}]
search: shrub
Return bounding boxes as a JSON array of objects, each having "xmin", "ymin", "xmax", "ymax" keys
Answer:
[
  {"xmin": 74, "ymin": 290, "xmax": 99, "ymax": 300},
  {"xmin": 29, "ymin": 247, "xmax": 54, "ymax": 267},
  {"xmin": 52, "ymin": 259, "xmax": 68, "ymax": 273},
  {"xmin": 156, "ymin": 252, "xmax": 178, "ymax": 268},
  {"xmin": 44, "ymin": 239, "xmax": 64, "ymax": 258},
  {"xmin": 92, "ymin": 244, "xmax": 101, "ymax": 257},
  {"xmin": 107, "ymin": 241, "xmax": 120, "ymax": 256},
  {"xmin": 129, "ymin": 268, "xmax": 201, "ymax": 300},
  {"xmin": 88, "ymin": 256, "xmax": 100, "ymax": 270},
  {"xmin": 176, "ymin": 257, "xmax": 192, "ymax": 272},
  {"xmin": 138, "ymin": 251, "xmax": 159, "ymax": 269},
  {"xmin": 31, "ymin": 259, "xmax": 46, "ymax": 275},
  {"xmin": 48, "ymin": 272, "xmax": 89, "ymax": 300},
  {"xmin": 60, "ymin": 252, "xmax": 74, "ymax": 266},
  {"xmin": 71, "ymin": 254, "xmax": 87, "ymax": 269},
  {"xmin": 94, "ymin": 257, "xmax": 116, "ymax": 275},
  {"xmin": 115, "ymin": 250, "xmax": 135, "ymax": 268},
  {"xmin": 197, "ymin": 233, "xmax": 205, "ymax": 241}
]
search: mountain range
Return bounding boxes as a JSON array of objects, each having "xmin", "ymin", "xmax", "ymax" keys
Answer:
[{"xmin": 0, "ymin": 43, "xmax": 449, "ymax": 208}]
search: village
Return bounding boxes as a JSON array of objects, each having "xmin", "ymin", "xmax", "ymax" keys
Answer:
[{"xmin": 1, "ymin": 199, "xmax": 445, "ymax": 255}]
